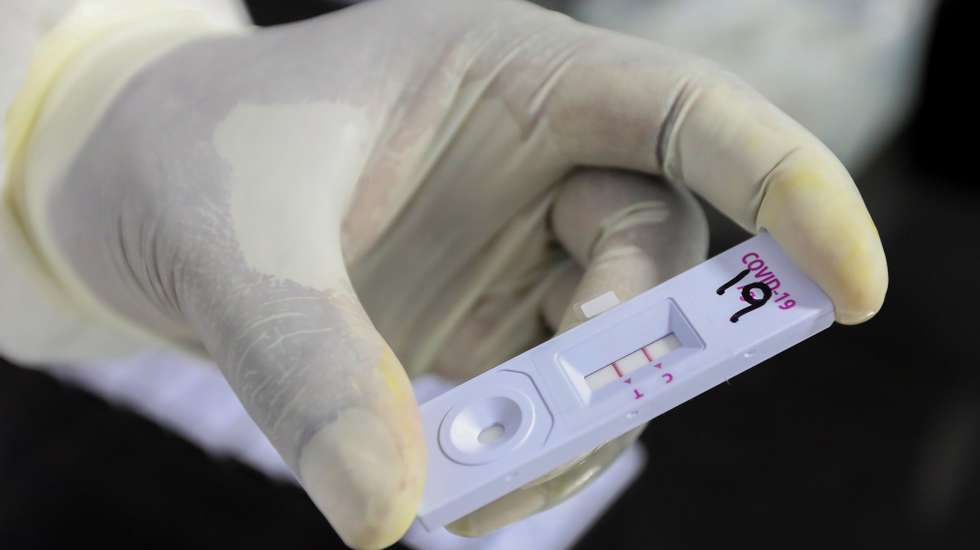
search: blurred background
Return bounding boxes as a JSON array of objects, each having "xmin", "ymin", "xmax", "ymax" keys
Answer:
[{"xmin": 2, "ymin": 1, "xmax": 976, "ymax": 548}]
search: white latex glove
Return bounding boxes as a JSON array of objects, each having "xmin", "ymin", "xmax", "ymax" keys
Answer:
[{"xmin": 7, "ymin": 0, "xmax": 887, "ymax": 547}]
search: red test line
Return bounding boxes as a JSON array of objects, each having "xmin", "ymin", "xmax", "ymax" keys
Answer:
[
  {"xmin": 612, "ymin": 362, "xmax": 623, "ymax": 377},
  {"xmin": 641, "ymin": 347, "xmax": 653, "ymax": 362}
]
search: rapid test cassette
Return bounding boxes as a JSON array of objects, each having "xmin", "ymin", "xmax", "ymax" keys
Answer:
[{"xmin": 417, "ymin": 233, "xmax": 835, "ymax": 530}]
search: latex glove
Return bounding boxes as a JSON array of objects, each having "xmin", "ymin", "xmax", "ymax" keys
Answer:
[{"xmin": 9, "ymin": 0, "xmax": 887, "ymax": 546}]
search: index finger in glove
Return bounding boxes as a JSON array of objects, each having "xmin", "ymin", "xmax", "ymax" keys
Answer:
[{"xmin": 544, "ymin": 28, "xmax": 887, "ymax": 324}]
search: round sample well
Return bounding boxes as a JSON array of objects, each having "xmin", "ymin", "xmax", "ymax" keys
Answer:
[{"xmin": 439, "ymin": 391, "xmax": 534, "ymax": 465}]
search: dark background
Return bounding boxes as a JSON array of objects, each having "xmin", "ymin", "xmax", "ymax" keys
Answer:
[{"xmin": 2, "ymin": 1, "xmax": 976, "ymax": 548}]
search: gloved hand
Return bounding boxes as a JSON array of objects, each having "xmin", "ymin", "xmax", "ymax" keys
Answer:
[{"xmin": 8, "ymin": 0, "xmax": 887, "ymax": 547}]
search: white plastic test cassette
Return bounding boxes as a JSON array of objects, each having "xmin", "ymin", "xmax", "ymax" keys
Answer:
[{"xmin": 417, "ymin": 233, "xmax": 835, "ymax": 530}]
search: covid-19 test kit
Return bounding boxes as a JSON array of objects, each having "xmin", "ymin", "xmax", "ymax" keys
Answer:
[{"xmin": 416, "ymin": 233, "xmax": 835, "ymax": 530}]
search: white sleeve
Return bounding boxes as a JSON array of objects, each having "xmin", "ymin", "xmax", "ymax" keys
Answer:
[{"xmin": 0, "ymin": 0, "xmax": 250, "ymax": 367}]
